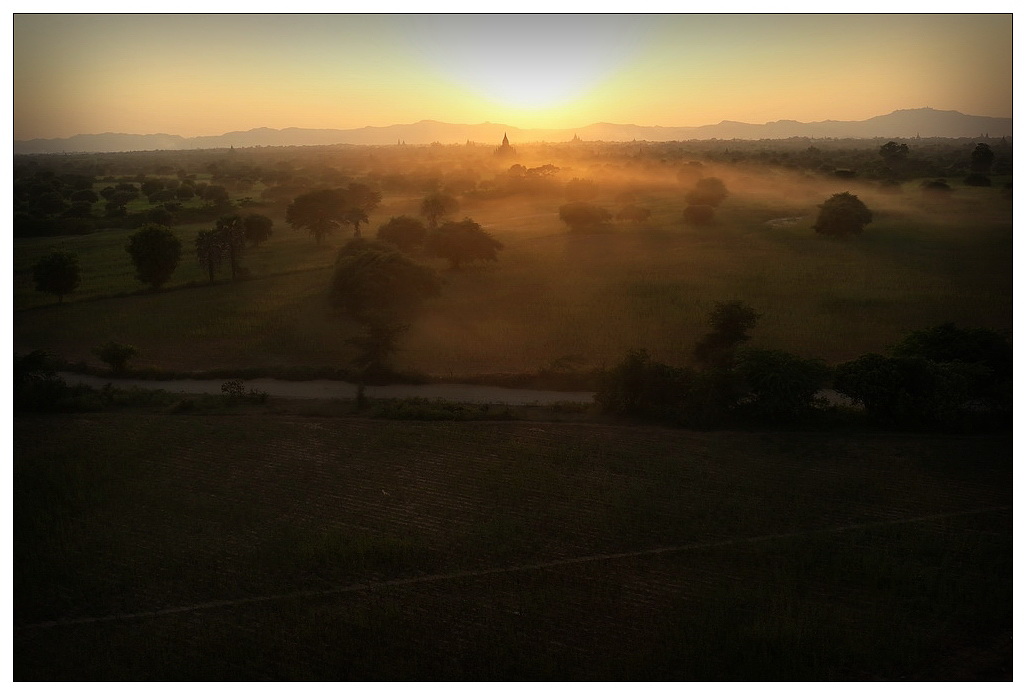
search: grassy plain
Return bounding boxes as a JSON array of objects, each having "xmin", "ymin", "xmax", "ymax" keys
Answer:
[
  {"xmin": 15, "ymin": 170, "xmax": 1011, "ymax": 377},
  {"xmin": 14, "ymin": 413, "xmax": 1011, "ymax": 680}
]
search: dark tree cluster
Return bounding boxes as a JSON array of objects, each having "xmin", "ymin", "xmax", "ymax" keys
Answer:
[
  {"xmin": 287, "ymin": 184, "xmax": 381, "ymax": 243},
  {"xmin": 194, "ymin": 215, "xmax": 253, "ymax": 282},
  {"xmin": 559, "ymin": 201, "xmax": 612, "ymax": 232},
  {"xmin": 597, "ymin": 302, "xmax": 830, "ymax": 428},
  {"xmin": 597, "ymin": 303, "xmax": 1010, "ymax": 432}
]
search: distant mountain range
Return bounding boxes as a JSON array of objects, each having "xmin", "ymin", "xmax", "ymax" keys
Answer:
[{"xmin": 14, "ymin": 108, "xmax": 1011, "ymax": 154}]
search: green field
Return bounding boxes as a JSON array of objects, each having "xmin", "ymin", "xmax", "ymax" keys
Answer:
[
  {"xmin": 14, "ymin": 413, "xmax": 1011, "ymax": 680},
  {"xmin": 14, "ymin": 175, "xmax": 1012, "ymax": 377}
]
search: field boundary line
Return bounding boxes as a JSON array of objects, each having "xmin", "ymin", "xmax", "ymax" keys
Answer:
[{"xmin": 16, "ymin": 504, "xmax": 1010, "ymax": 632}]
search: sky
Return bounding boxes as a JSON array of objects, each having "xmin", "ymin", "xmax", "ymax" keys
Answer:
[{"xmin": 12, "ymin": 12, "xmax": 1013, "ymax": 140}]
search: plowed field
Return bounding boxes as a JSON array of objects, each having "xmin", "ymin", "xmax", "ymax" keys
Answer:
[{"xmin": 15, "ymin": 414, "xmax": 1011, "ymax": 680}]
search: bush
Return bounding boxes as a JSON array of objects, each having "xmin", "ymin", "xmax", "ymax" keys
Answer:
[
  {"xmin": 33, "ymin": 250, "xmax": 80, "ymax": 303},
  {"xmin": 92, "ymin": 341, "xmax": 137, "ymax": 374},
  {"xmin": 595, "ymin": 350, "xmax": 741, "ymax": 428},
  {"xmin": 813, "ymin": 192, "xmax": 872, "ymax": 237},
  {"xmin": 733, "ymin": 348, "xmax": 832, "ymax": 423},
  {"xmin": 963, "ymin": 173, "xmax": 992, "ymax": 187},
  {"xmin": 920, "ymin": 179, "xmax": 952, "ymax": 198},
  {"xmin": 685, "ymin": 178, "xmax": 728, "ymax": 207},
  {"xmin": 834, "ymin": 354, "xmax": 978, "ymax": 430}
]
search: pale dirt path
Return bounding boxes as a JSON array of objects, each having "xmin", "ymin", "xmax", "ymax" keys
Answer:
[
  {"xmin": 58, "ymin": 372, "xmax": 596, "ymax": 405},
  {"xmin": 59, "ymin": 372, "xmax": 858, "ymax": 408}
]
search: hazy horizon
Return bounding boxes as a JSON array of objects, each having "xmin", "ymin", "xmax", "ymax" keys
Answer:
[{"xmin": 14, "ymin": 13, "xmax": 1011, "ymax": 140}]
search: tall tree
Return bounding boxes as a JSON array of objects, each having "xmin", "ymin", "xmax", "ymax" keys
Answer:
[
  {"xmin": 195, "ymin": 230, "xmax": 224, "ymax": 283},
  {"xmin": 125, "ymin": 224, "xmax": 182, "ymax": 290},
  {"xmin": 694, "ymin": 300, "xmax": 761, "ymax": 368},
  {"xmin": 330, "ymin": 243, "xmax": 441, "ymax": 376},
  {"xmin": 214, "ymin": 215, "xmax": 246, "ymax": 279},
  {"xmin": 419, "ymin": 192, "xmax": 459, "ymax": 229}
]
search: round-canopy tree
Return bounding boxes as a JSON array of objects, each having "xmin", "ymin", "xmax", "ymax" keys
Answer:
[
  {"xmin": 287, "ymin": 185, "xmax": 380, "ymax": 244},
  {"xmin": 377, "ymin": 215, "xmax": 428, "ymax": 252},
  {"xmin": 686, "ymin": 177, "xmax": 728, "ymax": 207},
  {"xmin": 242, "ymin": 213, "xmax": 274, "ymax": 247},
  {"xmin": 812, "ymin": 192, "xmax": 872, "ymax": 237},
  {"xmin": 33, "ymin": 250, "xmax": 80, "ymax": 303},
  {"xmin": 425, "ymin": 218, "xmax": 503, "ymax": 270},
  {"xmin": 125, "ymin": 224, "xmax": 182, "ymax": 290},
  {"xmin": 287, "ymin": 189, "xmax": 348, "ymax": 244},
  {"xmin": 558, "ymin": 201, "xmax": 612, "ymax": 233}
]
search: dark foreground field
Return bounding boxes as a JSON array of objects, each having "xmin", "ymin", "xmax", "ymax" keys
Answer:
[{"xmin": 15, "ymin": 413, "xmax": 1011, "ymax": 680}]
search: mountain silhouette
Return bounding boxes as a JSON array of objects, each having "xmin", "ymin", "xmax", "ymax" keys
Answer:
[{"xmin": 14, "ymin": 108, "xmax": 1011, "ymax": 154}]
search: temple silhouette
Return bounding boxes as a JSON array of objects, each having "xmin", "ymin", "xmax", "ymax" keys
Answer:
[{"xmin": 494, "ymin": 132, "xmax": 516, "ymax": 157}]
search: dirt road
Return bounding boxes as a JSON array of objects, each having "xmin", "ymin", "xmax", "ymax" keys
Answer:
[{"xmin": 58, "ymin": 373, "xmax": 596, "ymax": 405}]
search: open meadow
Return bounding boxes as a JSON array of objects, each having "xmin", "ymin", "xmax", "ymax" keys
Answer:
[{"xmin": 14, "ymin": 412, "xmax": 1012, "ymax": 680}]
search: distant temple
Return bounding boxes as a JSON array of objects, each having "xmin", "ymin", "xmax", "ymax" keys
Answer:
[{"xmin": 495, "ymin": 132, "xmax": 516, "ymax": 157}]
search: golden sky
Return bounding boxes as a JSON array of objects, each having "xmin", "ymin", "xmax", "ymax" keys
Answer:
[{"xmin": 13, "ymin": 13, "xmax": 1012, "ymax": 140}]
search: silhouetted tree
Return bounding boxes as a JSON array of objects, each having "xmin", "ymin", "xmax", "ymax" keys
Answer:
[
  {"xmin": 70, "ymin": 189, "xmax": 98, "ymax": 204},
  {"xmin": 377, "ymin": 215, "xmax": 428, "ymax": 252},
  {"xmin": 879, "ymin": 141, "xmax": 910, "ymax": 164},
  {"xmin": 813, "ymin": 192, "xmax": 872, "ymax": 237},
  {"xmin": 686, "ymin": 177, "xmax": 728, "ymax": 207},
  {"xmin": 33, "ymin": 250, "xmax": 80, "ymax": 303},
  {"xmin": 92, "ymin": 341, "xmax": 137, "ymax": 374},
  {"xmin": 733, "ymin": 348, "xmax": 831, "ymax": 422},
  {"xmin": 287, "ymin": 188, "xmax": 371, "ymax": 244},
  {"xmin": 694, "ymin": 300, "xmax": 761, "ymax": 367},
  {"xmin": 970, "ymin": 143, "xmax": 995, "ymax": 174},
  {"xmin": 330, "ymin": 244, "xmax": 441, "ymax": 375},
  {"xmin": 343, "ymin": 208, "xmax": 370, "ymax": 238},
  {"xmin": 242, "ymin": 213, "xmax": 273, "ymax": 247},
  {"xmin": 202, "ymin": 184, "xmax": 230, "ymax": 207},
  {"xmin": 214, "ymin": 215, "xmax": 246, "ymax": 279},
  {"xmin": 195, "ymin": 230, "xmax": 224, "ymax": 283},
  {"xmin": 345, "ymin": 182, "xmax": 382, "ymax": 216},
  {"xmin": 425, "ymin": 218, "xmax": 504, "ymax": 270},
  {"xmin": 420, "ymin": 192, "xmax": 460, "ymax": 228},
  {"xmin": 125, "ymin": 224, "xmax": 181, "ymax": 289},
  {"xmin": 559, "ymin": 202, "xmax": 612, "ymax": 232}
]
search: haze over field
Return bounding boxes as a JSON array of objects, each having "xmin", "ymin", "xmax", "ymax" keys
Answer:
[
  {"xmin": 13, "ymin": 12, "xmax": 1013, "ymax": 681},
  {"xmin": 14, "ymin": 14, "xmax": 1011, "ymax": 141}
]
